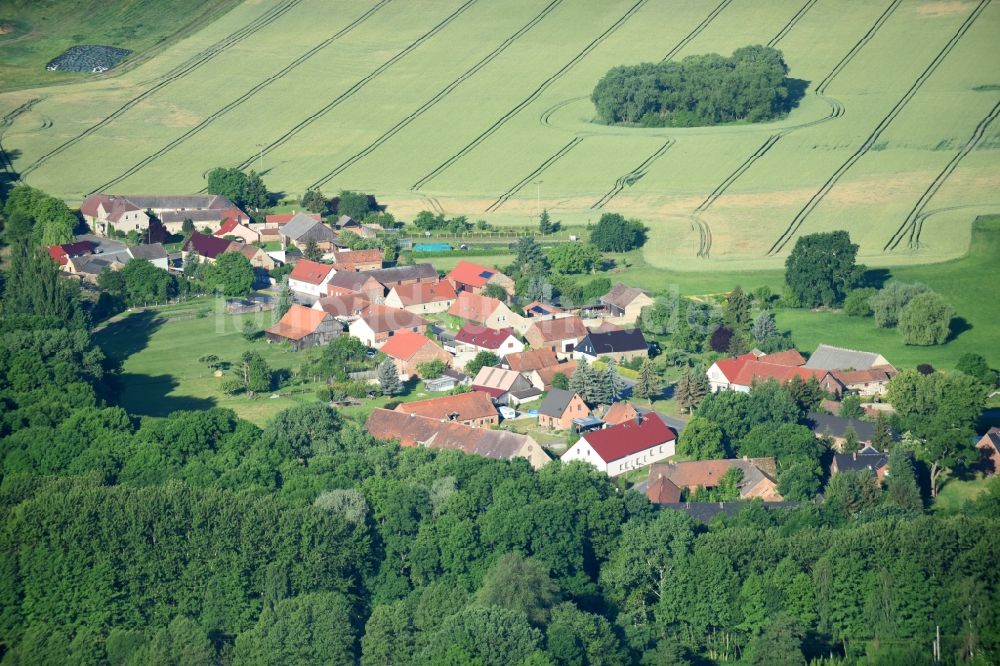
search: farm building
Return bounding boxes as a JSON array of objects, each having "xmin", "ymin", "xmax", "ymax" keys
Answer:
[
  {"xmin": 348, "ymin": 304, "xmax": 428, "ymax": 349},
  {"xmin": 237, "ymin": 244, "xmax": 276, "ymax": 270},
  {"xmin": 128, "ymin": 243, "xmax": 169, "ymax": 270},
  {"xmin": 528, "ymin": 361, "xmax": 577, "ymax": 391},
  {"xmin": 803, "ymin": 344, "xmax": 894, "ymax": 372},
  {"xmin": 182, "ymin": 232, "xmax": 238, "ymax": 263},
  {"xmin": 574, "ymin": 329, "xmax": 649, "ymax": 363},
  {"xmin": 330, "ymin": 248, "xmax": 383, "ymax": 272},
  {"xmin": 326, "ymin": 271, "xmax": 386, "ymax": 301},
  {"xmin": 81, "ymin": 193, "xmax": 243, "ymax": 236},
  {"xmin": 214, "ymin": 218, "xmax": 261, "ymax": 244},
  {"xmin": 447, "ymin": 292, "xmax": 528, "ymax": 333},
  {"xmin": 561, "ymin": 414, "xmax": 676, "ymax": 477},
  {"xmin": 827, "ymin": 367, "xmax": 898, "ymax": 397},
  {"xmin": 395, "ymin": 391, "xmax": 499, "ymax": 427},
  {"xmin": 312, "ymin": 294, "xmax": 370, "ymax": 322},
  {"xmin": 367, "ymin": 264, "xmax": 439, "ymax": 289},
  {"xmin": 446, "ymin": 260, "xmax": 515, "ymax": 296},
  {"xmin": 280, "ymin": 213, "xmax": 337, "ymax": 251},
  {"xmin": 384, "ymin": 281, "xmax": 457, "ymax": 314},
  {"xmin": 379, "ymin": 329, "xmax": 451, "ymax": 379},
  {"xmin": 265, "ymin": 304, "xmax": 340, "ymax": 350},
  {"xmin": 470, "ymin": 366, "xmax": 533, "ymax": 405},
  {"xmin": 503, "ymin": 349, "xmax": 559, "ymax": 374}
]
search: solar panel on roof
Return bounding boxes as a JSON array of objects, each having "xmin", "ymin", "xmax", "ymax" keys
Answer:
[{"xmin": 478, "ymin": 270, "xmax": 494, "ymax": 278}]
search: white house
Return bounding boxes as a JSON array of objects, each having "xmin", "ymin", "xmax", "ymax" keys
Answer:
[
  {"xmin": 287, "ymin": 259, "xmax": 336, "ymax": 301},
  {"xmin": 561, "ymin": 414, "xmax": 676, "ymax": 477}
]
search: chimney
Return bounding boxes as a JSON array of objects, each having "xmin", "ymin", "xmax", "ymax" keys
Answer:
[{"xmin": 634, "ymin": 412, "xmax": 642, "ymax": 426}]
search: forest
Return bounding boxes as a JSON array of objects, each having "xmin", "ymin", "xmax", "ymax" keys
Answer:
[{"xmin": 591, "ymin": 45, "xmax": 794, "ymax": 127}]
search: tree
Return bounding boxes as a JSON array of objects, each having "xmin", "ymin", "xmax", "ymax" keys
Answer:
[
  {"xmin": 633, "ymin": 358, "xmax": 660, "ymax": 400},
  {"xmin": 419, "ymin": 606, "xmax": 542, "ymax": 666},
  {"xmin": 547, "ymin": 243, "xmax": 602, "ymax": 274},
  {"xmin": 378, "ymin": 358, "xmax": 402, "ymax": 396},
  {"xmin": 234, "ymin": 593, "xmax": 356, "ymax": 666},
  {"xmin": 3, "ymin": 241, "xmax": 84, "ymax": 324},
  {"xmin": 206, "ymin": 167, "xmax": 246, "ymax": 203},
  {"xmin": 513, "ymin": 235, "xmax": 549, "ymax": 277},
  {"xmin": 336, "ymin": 190, "xmax": 374, "ymax": 220},
  {"xmin": 886, "ymin": 451, "xmax": 922, "ymax": 512},
  {"xmin": 539, "ymin": 209, "xmax": 555, "ymax": 235},
  {"xmin": 746, "ymin": 616, "xmax": 805, "ymax": 666},
  {"xmin": 301, "ymin": 188, "xmax": 328, "ymax": 214},
  {"xmin": 783, "ymin": 231, "xmax": 864, "ymax": 307},
  {"xmin": 843, "ymin": 287, "xmax": 877, "ymax": 317},
  {"xmin": 4, "ymin": 184, "xmax": 77, "ymax": 245},
  {"xmin": 603, "ymin": 359, "xmax": 625, "ymax": 403},
  {"xmin": 708, "ymin": 325, "xmax": 734, "ymax": 353},
  {"xmin": 872, "ymin": 412, "xmax": 893, "ymax": 450},
  {"xmin": 545, "ymin": 604, "xmax": 624, "ymax": 666},
  {"xmin": 568, "ymin": 359, "xmax": 591, "ymax": 398},
  {"xmin": 870, "ymin": 281, "xmax": 929, "ymax": 328},
  {"xmin": 181, "ymin": 218, "xmax": 195, "ymax": 236},
  {"xmin": 121, "ymin": 258, "xmax": 176, "ymax": 305},
  {"xmin": 784, "ymin": 375, "xmax": 825, "ymax": 413},
  {"xmin": 677, "ymin": 416, "xmax": 725, "ymax": 459},
  {"xmin": 551, "ymin": 372, "xmax": 569, "ymax": 391},
  {"xmin": 841, "ymin": 425, "xmax": 860, "ymax": 453},
  {"xmin": 751, "ymin": 312, "xmax": 777, "ymax": 345},
  {"xmin": 898, "ymin": 291, "xmax": 953, "ymax": 345},
  {"xmin": 133, "ymin": 615, "xmax": 214, "ymax": 666},
  {"xmin": 303, "ymin": 239, "xmax": 323, "ymax": 261},
  {"xmin": 675, "ymin": 368, "xmax": 706, "ymax": 414},
  {"xmin": 482, "ymin": 283, "xmax": 508, "ymax": 301},
  {"xmin": 416, "ymin": 358, "xmax": 447, "ymax": 380},
  {"xmin": 202, "ymin": 251, "xmax": 255, "ymax": 297},
  {"xmin": 838, "ymin": 394, "xmax": 863, "ymax": 419},
  {"xmin": 242, "ymin": 320, "xmax": 259, "ymax": 342},
  {"xmin": 724, "ymin": 286, "xmax": 753, "ymax": 333},
  {"xmin": 955, "ymin": 353, "xmax": 998, "ymax": 387},
  {"xmin": 466, "ymin": 351, "xmax": 500, "ymax": 377},
  {"xmin": 238, "ymin": 351, "xmax": 271, "ymax": 397},
  {"xmin": 243, "ymin": 170, "xmax": 269, "ymax": 210},
  {"xmin": 276, "ymin": 282, "xmax": 292, "ymax": 319},
  {"xmin": 475, "ymin": 553, "xmax": 561, "ymax": 626},
  {"xmin": 589, "ymin": 213, "xmax": 647, "ymax": 252},
  {"xmin": 825, "ymin": 470, "xmax": 881, "ymax": 516}
]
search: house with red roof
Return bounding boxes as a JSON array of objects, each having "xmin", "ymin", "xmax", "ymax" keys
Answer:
[
  {"xmin": 730, "ymin": 361, "xmax": 835, "ymax": 393},
  {"xmin": 384, "ymin": 281, "xmax": 457, "ymax": 314},
  {"xmin": 214, "ymin": 218, "xmax": 261, "ymax": 244},
  {"xmin": 379, "ymin": 329, "xmax": 451, "ymax": 379},
  {"xmin": 264, "ymin": 304, "xmax": 341, "ymax": 350},
  {"xmin": 288, "ymin": 259, "xmax": 336, "ymax": 300},
  {"xmin": 47, "ymin": 241, "xmax": 96, "ymax": 266},
  {"xmin": 446, "ymin": 260, "xmax": 514, "ymax": 296},
  {"xmin": 182, "ymin": 232, "xmax": 239, "ymax": 263},
  {"xmin": 348, "ymin": 304, "xmax": 428, "ymax": 349},
  {"xmin": 707, "ymin": 349, "xmax": 815, "ymax": 392},
  {"xmin": 265, "ymin": 212, "xmax": 321, "ymax": 225},
  {"xmin": 395, "ymin": 391, "xmax": 498, "ymax": 427},
  {"xmin": 561, "ymin": 413, "xmax": 676, "ymax": 477},
  {"xmin": 454, "ymin": 324, "xmax": 524, "ymax": 358}
]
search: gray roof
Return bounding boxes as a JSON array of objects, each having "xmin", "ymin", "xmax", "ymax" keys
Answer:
[
  {"xmin": 601, "ymin": 283, "xmax": 650, "ymax": 309},
  {"xmin": 122, "ymin": 194, "xmax": 234, "ymax": 211},
  {"xmin": 129, "ymin": 243, "xmax": 168, "ymax": 260},
  {"xmin": 833, "ymin": 445, "xmax": 892, "ymax": 474},
  {"xmin": 807, "ymin": 412, "xmax": 877, "ymax": 441},
  {"xmin": 660, "ymin": 501, "xmax": 801, "ymax": 524},
  {"xmin": 160, "ymin": 209, "xmax": 236, "ymax": 224},
  {"xmin": 327, "ymin": 271, "xmax": 378, "ymax": 292},
  {"xmin": 538, "ymin": 389, "xmax": 579, "ymax": 417},
  {"xmin": 281, "ymin": 213, "xmax": 329, "ymax": 241},
  {"xmin": 367, "ymin": 263, "xmax": 438, "ymax": 285},
  {"xmin": 72, "ymin": 252, "xmax": 131, "ymax": 274},
  {"xmin": 804, "ymin": 344, "xmax": 885, "ymax": 371}
]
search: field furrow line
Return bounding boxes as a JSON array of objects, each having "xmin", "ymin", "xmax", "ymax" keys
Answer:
[
  {"xmin": 591, "ymin": 138, "xmax": 674, "ymax": 209},
  {"xmin": 232, "ymin": 0, "xmax": 480, "ymax": 175},
  {"xmin": 883, "ymin": 98, "xmax": 1000, "ymax": 251},
  {"xmin": 485, "ymin": 136, "xmax": 583, "ymax": 212},
  {"xmin": 661, "ymin": 0, "xmax": 733, "ymax": 63},
  {"xmin": 767, "ymin": 0, "xmax": 820, "ymax": 48},
  {"xmin": 410, "ymin": 0, "xmax": 650, "ymax": 191},
  {"xmin": 308, "ymin": 0, "xmax": 565, "ymax": 190},
  {"xmin": 768, "ymin": 0, "xmax": 991, "ymax": 255},
  {"xmin": 20, "ymin": 0, "xmax": 306, "ymax": 178},
  {"xmin": 695, "ymin": 134, "xmax": 783, "ymax": 213},
  {"xmin": 86, "ymin": 0, "xmax": 393, "ymax": 195},
  {"xmin": 0, "ymin": 99, "xmax": 42, "ymax": 181},
  {"xmin": 815, "ymin": 0, "xmax": 904, "ymax": 94}
]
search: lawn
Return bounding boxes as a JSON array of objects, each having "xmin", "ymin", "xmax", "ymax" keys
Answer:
[
  {"xmin": 776, "ymin": 215, "xmax": 1000, "ymax": 370},
  {"xmin": 933, "ymin": 476, "xmax": 992, "ymax": 514},
  {"xmin": 1, "ymin": 0, "xmax": 996, "ymax": 271}
]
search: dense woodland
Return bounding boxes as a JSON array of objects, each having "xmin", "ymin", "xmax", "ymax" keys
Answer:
[
  {"xmin": 1, "ymin": 185, "xmax": 999, "ymax": 665},
  {"xmin": 592, "ymin": 46, "xmax": 793, "ymax": 127}
]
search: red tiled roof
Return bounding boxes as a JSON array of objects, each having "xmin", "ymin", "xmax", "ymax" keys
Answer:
[
  {"xmin": 266, "ymin": 212, "xmax": 321, "ymax": 224},
  {"xmin": 830, "ymin": 366, "xmax": 897, "ymax": 385},
  {"xmin": 396, "ymin": 391, "xmax": 497, "ymax": 422},
  {"xmin": 646, "ymin": 476, "xmax": 682, "ymax": 504},
  {"xmin": 534, "ymin": 361, "xmax": 576, "ymax": 387},
  {"xmin": 760, "ymin": 349, "xmax": 806, "ymax": 367},
  {"xmin": 528, "ymin": 316, "xmax": 588, "ymax": 343},
  {"xmin": 447, "ymin": 292, "xmax": 502, "ymax": 323},
  {"xmin": 314, "ymin": 294, "xmax": 370, "ymax": 317},
  {"xmin": 580, "ymin": 414, "xmax": 675, "ymax": 463},
  {"xmin": 390, "ymin": 281, "xmax": 457, "ymax": 306},
  {"xmin": 505, "ymin": 349, "xmax": 559, "ymax": 372},
  {"xmin": 213, "ymin": 217, "xmax": 248, "ymax": 236},
  {"xmin": 289, "ymin": 259, "xmax": 334, "ymax": 285},
  {"xmin": 265, "ymin": 304, "xmax": 330, "ymax": 340},
  {"xmin": 603, "ymin": 401, "xmax": 639, "ymax": 426},
  {"xmin": 48, "ymin": 241, "xmax": 94, "ymax": 266},
  {"xmin": 712, "ymin": 353, "xmax": 760, "ymax": 382},
  {"xmin": 330, "ymin": 248, "xmax": 383, "ymax": 271},
  {"xmin": 455, "ymin": 324, "xmax": 515, "ymax": 350},
  {"xmin": 359, "ymin": 304, "xmax": 428, "ymax": 334},
  {"xmin": 447, "ymin": 260, "xmax": 499, "ymax": 288},
  {"xmin": 732, "ymin": 361, "xmax": 828, "ymax": 388},
  {"xmin": 380, "ymin": 329, "xmax": 437, "ymax": 361}
]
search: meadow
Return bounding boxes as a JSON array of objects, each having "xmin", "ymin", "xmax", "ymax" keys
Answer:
[{"xmin": 0, "ymin": 0, "xmax": 996, "ymax": 272}]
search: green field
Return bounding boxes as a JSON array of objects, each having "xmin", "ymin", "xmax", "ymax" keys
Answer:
[{"xmin": 1, "ymin": 0, "xmax": 998, "ymax": 272}]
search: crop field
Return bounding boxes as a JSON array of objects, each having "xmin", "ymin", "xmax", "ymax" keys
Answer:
[{"xmin": 1, "ymin": 0, "xmax": 998, "ymax": 272}]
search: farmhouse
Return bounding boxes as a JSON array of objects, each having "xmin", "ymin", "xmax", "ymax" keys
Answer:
[
  {"xmin": 524, "ymin": 316, "xmax": 588, "ymax": 356},
  {"xmin": 646, "ymin": 458, "xmax": 782, "ymax": 503},
  {"xmin": 561, "ymin": 414, "xmax": 676, "ymax": 477},
  {"xmin": 384, "ymin": 281, "xmax": 457, "ymax": 314},
  {"xmin": 803, "ymin": 344, "xmax": 894, "ymax": 372},
  {"xmin": 47, "ymin": 241, "xmax": 95, "ymax": 266},
  {"xmin": 379, "ymin": 329, "xmax": 451, "ymax": 379},
  {"xmin": 182, "ymin": 232, "xmax": 238, "ymax": 263},
  {"xmin": 237, "ymin": 244, "xmax": 276, "ymax": 270},
  {"xmin": 348, "ymin": 304, "xmax": 428, "ymax": 349},
  {"xmin": 81, "ymin": 193, "xmax": 246, "ymax": 235},
  {"xmin": 330, "ymin": 248, "xmax": 383, "ymax": 272},
  {"xmin": 446, "ymin": 260, "xmax": 515, "ymax": 296},
  {"xmin": 365, "ymin": 409, "xmax": 550, "ymax": 469},
  {"xmin": 600, "ymin": 283, "xmax": 654, "ymax": 324},
  {"xmin": 706, "ymin": 350, "xmax": 835, "ymax": 393},
  {"xmin": 574, "ymin": 329, "xmax": 648, "ymax": 363},
  {"xmin": 537, "ymin": 389, "xmax": 590, "ymax": 431},
  {"xmin": 454, "ymin": 325, "xmax": 523, "ymax": 358},
  {"xmin": 395, "ymin": 391, "xmax": 499, "ymax": 427},
  {"xmin": 601, "ymin": 401, "xmax": 640, "ymax": 426},
  {"xmin": 214, "ymin": 218, "xmax": 261, "ymax": 244},
  {"xmin": 287, "ymin": 259, "xmax": 336, "ymax": 300},
  {"xmin": 528, "ymin": 361, "xmax": 577, "ymax": 391},
  {"xmin": 830, "ymin": 445, "xmax": 892, "ymax": 482},
  {"xmin": 447, "ymin": 292, "xmax": 527, "ymax": 333},
  {"xmin": 471, "ymin": 366, "xmax": 533, "ymax": 405},
  {"xmin": 503, "ymin": 349, "xmax": 559, "ymax": 374},
  {"xmin": 312, "ymin": 293, "xmax": 370, "ymax": 322},
  {"xmin": 827, "ymin": 367, "xmax": 898, "ymax": 397},
  {"xmin": 368, "ymin": 264, "xmax": 439, "ymax": 289},
  {"xmin": 159, "ymin": 205, "xmax": 248, "ymax": 235},
  {"xmin": 264, "ymin": 304, "xmax": 340, "ymax": 350},
  {"xmin": 976, "ymin": 428, "xmax": 1000, "ymax": 475},
  {"xmin": 326, "ymin": 271, "xmax": 386, "ymax": 301},
  {"xmin": 279, "ymin": 213, "xmax": 337, "ymax": 251}
]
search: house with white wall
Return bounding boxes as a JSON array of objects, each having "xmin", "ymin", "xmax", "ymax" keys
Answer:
[{"xmin": 561, "ymin": 414, "xmax": 676, "ymax": 477}]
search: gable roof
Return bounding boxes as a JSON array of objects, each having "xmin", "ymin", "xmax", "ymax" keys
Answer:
[
  {"xmin": 48, "ymin": 241, "xmax": 95, "ymax": 265},
  {"xmin": 807, "ymin": 412, "xmax": 877, "ymax": 441},
  {"xmin": 830, "ymin": 366, "xmax": 897, "ymax": 386},
  {"xmin": 538, "ymin": 389, "xmax": 584, "ymax": 418},
  {"xmin": 80, "ymin": 194, "xmax": 142, "ymax": 221},
  {"xmin": 389, "ymin": 281, "xmax": 457, "ymax": 306},
  {"xmin": 266, "ymin": 212, "xmax": 321, "ymax": 225},
  {"xmin": 804, "ymin": 344, "xmax": 890, "ymax": 371},
  {"xmin": 472, "ymin": 366, "xmax": 523, "ymax": 393},
  {"xmin": 731, "ymin": 361, "xmax": 828, "ymax": 388},
  {"xmin": 523, "ymin": 301, "xmax": 562, "ymax": 317},
  {"xmin": 358, "ymin": 304, "xmax": 428, "ymax": 334},
  {"xmin": 760, "ymin": 349, "xmax": 806, "ymax": 367},
  {"xmin": 712, "ymin": 352, "xmax": 760, "ymax": 382},
  {"xmin": 603, "ymin": 401, "xmax": 639, "ymax": 426},
  {"xmin": 447, "ymin": 292, "xmax": 503, "ymax": 323},
  {"xmin": 455, "ymin": 324, "xmax": 515, "ymax": 350},
  {"xmin": 213, "ymin": 217, "xmax": 244, "ymax": 236},
  {"xmin": 380, "ymin": 329, "xmax": 439, "ymax": 361},
  {"xmin": 648, "ymin": 458, "xmax": 778, "ymax": 496},
  {"xmin": 533, "ymin": 361, "xmax": 577, "ymax": 386},
  {"xmin": 579, "ymin": 329, "xmax": 647, "ymax": 354},
  {"xmin": 832, "ymin": 447, "xmax": 891, "ymax": 474},
  {"xmin": 327, "ymin": 271, "xmax": 380, "ymax": 293},
  {"xmin": 395, "ymin": 391, "xmax": 497, "ymax": 422},
  {"xmin": 289, "ymin": 259, "xmax": 335, "ymax": 285},
  {"xmin": 281, "ymin": 213, "xmax": 325, "ymax": 240},
  {"xmin": 504, "ymin": 349, "xmax": 559, "ymax": 373},
  {"xmin": 368, "ymin": 263, "xmax": 438, "ymax": 286},
  {"xmin": 447, "ymin": 260, "xmax": 501, "ymax": 288},
  {"xmin": 601, "ymin": 283, "xmax": 651, "ymax": 309},
  {"xmin": 114, "ymin": 194, "xmax": 234, "ymax": 211},
  {"xmin": 646, "ymin": 476, "xmax": 682, "ymax": 504},
  {"xmin": 331, "ymin": 248, "xmax": 383, "ymax": 270},
  {"xmin": 182, "ymin": 232, "xmax": 235, "ymax": 258},
  {"xmin": 527, "ymin": 316, "xmax": 588, "ymax": 343},
  {"xmin": 977, "ymin": 428, "xmax": 1000, "ymax": 453},
  {"xmin": 128, "ymin": 243, "xmax": 168, "ymax": 261},
  {"xmin": 265, "ymin": 304, "xmax": 332, "ymax": 340},
  {"xmin": 314, "ymin": 294, "xmax": 370, "ymax": 317},
  {"xmin": 578, "ymin": 414, "xmax": 675, "ymax": 463}
]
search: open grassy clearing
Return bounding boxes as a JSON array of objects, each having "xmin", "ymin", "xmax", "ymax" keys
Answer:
[
  {"xmin": 933, "ymin": 475, "xmax": 992, "ymax": 513},
  {"xmin": 1, "ymin": 0, "xmax": 997, "ymax": 271}
]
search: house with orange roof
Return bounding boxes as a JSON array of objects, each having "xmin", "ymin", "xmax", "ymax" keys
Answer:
[
  {"xmin": 729, "ymin": 361, "xmax": 835, "ymax": 394},
  {"xmin": 265, "ymin": 212, "xmax": 321, "ymax": 225},
  {"xmin": 646, "ymin": 457, "xmax": 783, "ymax": 503},
  {"xmin": 446, "ymin": 260, "xmax": 515, "ymax": 296},
  {"xmin": 503, "ymin": 349, "xmax": 559, "ymax": 374},
  {"xmin": 379, "ymin": 329, "xmax": 451, "ymax": 379},
  {"xmin": 706, "ymin": 349, "xmax": 809, "ymax": 392},
  {"xmin": 348, "ymin": 304, "xmax": 429, "ymax": 349},
  {"xmin": 524, "ymin": 315, "xmax": 588, "ymax": 357},
  {"xmin": 447, "ymin": 292, "xmax": 528, "ymax": 334},
  {"xmin": 527, "ymin": 361, "xmax": 577, "ymax": 391},
  {"xmin": 384, "ymin": 281, "xmax": 457, "ymax": 314},
  {"xmin": 265, "ymin": 304, "xmax": 341, "ymax": 350},
  {"xmin": 330, "ymin": 248, "xmax": 383, "ymax": 272},
  {"xmin": 288, "ymin": 259, "xmax": 336, "ymax": 300},
  {"xmin": 602, "ymin": 401, "xmax": 640, "ymax": 426},
  {"xmin": 214, "ymin": 218, "xmax": 261, "ymax": 244},
  {"xmin": 395, "ymin": 391, "xmax": 498, "ymax": 427}
]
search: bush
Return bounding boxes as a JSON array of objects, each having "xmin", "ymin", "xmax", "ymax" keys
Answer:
[
  {"xmin": 589, "ymin": 213, "xmax": 647, "ymax": 252},
  {"xmin": 898, "ymin": 291, "xmax": 953, "ymax": 345},
  {"xmin": 843, "ymin": 287, "xmax": 877, "ymax": 317}
]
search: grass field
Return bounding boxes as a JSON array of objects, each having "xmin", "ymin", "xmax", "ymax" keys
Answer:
[
  {"xmin": 0, "ymin": 0, "xmax": 997, "ymax": 272},
  {"xmin": 933, "ymin": 475, "xmax": 992, "ymax": 513}
]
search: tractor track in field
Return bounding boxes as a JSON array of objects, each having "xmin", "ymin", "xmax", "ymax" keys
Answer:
[
  {"xmin": 661, "ymin": 0, "xmax": 733, "ymax": 63},
  {"xmin": 485, "ymin": 136, "xmax": 583, "ymax": 212},
  {"xmin": 307, "ymin": 0, "xmax": 565, "ymax": 190},
  {"xmin": 816, "ymin": 0, "xmax": 904, "ymax": 94},
  {"xmin": 228, "ymin": 0, "xmax": 480, "ymax": 177},
  {"xmin": 87, "ymin": 0, "xmax": 392, "ymax": 194},
  {"xmin": 0, "ymin": 99, "xmax": 42, "ymax": 182},
  {"xmin": 590, "ymin": 138, "xmax": 674, "ymax": 210},
  {"xmin": 768, "ymin": 0, "xmax": 990, "ymax": 255},
  {"xmin": 20, "ymin": 0, "xmax": 307, "ymax": 179},
  {"xmin": 884, "ymin": 98, "xmax": 1000, "ymax": 251},
  {"xmin": 410, "ymin": 0, "xmax": 650, "ymax": 191},
  {"xmin": 767, "ymin": 0, "xmax": 820, "ymax": 47}
]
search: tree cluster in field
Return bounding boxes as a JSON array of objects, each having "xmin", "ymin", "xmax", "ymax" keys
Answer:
[
  {"xmin": 592, "ymin": 46, "xmax": 792, "ymax": 127},
  {"xmin": 844, "ymin": 281, "xmax": 956, "ymax": 346},
  {"xmin": 206, "ymin": 167, "xmax": 269, "ymax": 212}
]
